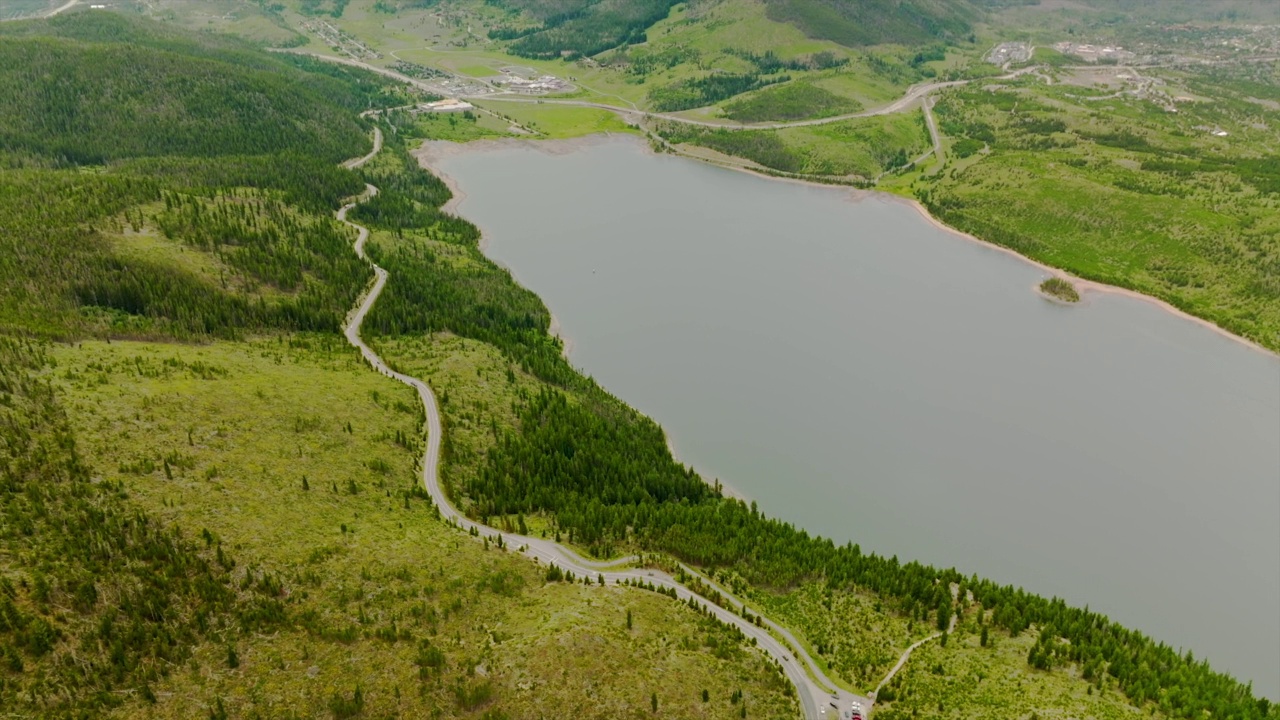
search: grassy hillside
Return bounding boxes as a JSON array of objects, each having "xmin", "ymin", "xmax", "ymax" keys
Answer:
[
  {"xmin": 485, "ymin": 0, "xmax": 976, "ymax": 58},
  {"xmin": 763, "ymin": 0, "xmax": 974, "ymax": 47},
  {"xmin": 655, "ymin": 110, "xmax": 928, "ymax": 179},
  {"xmin": 0, "ymin": 13, "xmax": 797, "ymax": 717},
  {"xmin": 723, "ymin": 82, "xmax": 864, "ymax": 122},
  {"xmin": 913, "ymin": 66, "xmax": 1280, "ymax": 351},
  {"xmin": 43, "ymin": 337, "xmax": 795, "ymax": 719},
  {"xmin": 338, "ymin": 118, "xmax": 1275, "ymax": 719},
  {"xmin": 3, "ymin": 6, "xmax": 1277, "ymax": 720},
  {"xmin": 0, "ymin": 339, "xmax": 258, "ymax": 716},
  {"xmin": 284, "ymin": 0, "xmax": 981, "ymax": 117}
]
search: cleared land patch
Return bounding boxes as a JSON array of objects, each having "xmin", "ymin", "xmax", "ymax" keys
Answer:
[{"xmin": 48, "ymin": 337, "xmax": 797, "ymax": 719}]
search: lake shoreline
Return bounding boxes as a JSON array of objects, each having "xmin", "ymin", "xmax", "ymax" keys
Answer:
[
  {"xmin": 414, "ymin": 135, "xmax": 754, "ymax": 504},
  {"xmin": 669, "ymin": 140, "xmax": 1278, "ymax": 359},
  {"xmin": 416, "ymin": 138, "xmax": 594, "ymax": 358},
  {"xmin": 891, "ymin": 194, "xmax": 1277, "ymax": 358},
  {"xmin": 419, "ymin": 133, "xmax": 1275, "ymax": 359},
  {"xmin": 418, "ymin": 134, "xmax": 1280, "ymax": 692}
]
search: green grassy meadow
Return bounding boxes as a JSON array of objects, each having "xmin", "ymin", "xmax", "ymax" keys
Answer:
[
  {"xmin": 915, "ymin": 68, "xmax": 1280, "ymax": 350},
  {"xmin": 473, "ymin": 101, "xmax": 639, "ymax": 138},
  {"xmin": 403, "ymin": 109, "xmax": 515, "ymax": 142},
  {"xmin": 46, "ymin": 337, "xmax": 797, "ymax": 719}
]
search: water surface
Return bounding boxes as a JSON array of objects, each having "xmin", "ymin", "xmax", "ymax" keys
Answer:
[{"xmin": 434, "ymin": 136, "xmax": 1280, "ymax": 697}]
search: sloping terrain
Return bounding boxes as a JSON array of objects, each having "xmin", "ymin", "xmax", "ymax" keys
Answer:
[
  {"xmin": 763, "ymin": 0, "xmax": 974, "ymax": 47},
  {"xmin": 1, "ymin": 6, "xmax": 1277, "ymax": 719},
  {"xmin": 487, "ymin": 0, "xmax": 976, "ymax": 59},
  {"xmin": 0, "ymin": 13, "xmax": 796, "ymax": 717}
]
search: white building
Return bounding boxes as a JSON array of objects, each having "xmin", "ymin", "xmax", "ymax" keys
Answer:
[{"xmin": 419, "ymin": 98, "xmax": 474, "ymax": 113}]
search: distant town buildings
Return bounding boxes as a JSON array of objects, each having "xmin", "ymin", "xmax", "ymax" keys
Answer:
[
  {"xmin": 416, "ymin": 98, "xmax": 474, "ymax": 113},
  {"xmin": 1053, "ymin": 42, "xmax": 1136, "ymax": 63},
  {"xmin": 986, "ymin": 42, "xmax": 1032, "ymax": 66},
  {"xmin": 491, "ymin": 71, "xmax": 571, "ymax": 94}
]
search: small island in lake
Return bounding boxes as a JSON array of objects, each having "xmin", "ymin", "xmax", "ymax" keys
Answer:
[{"xmin": 1040, "ymin": 277, "xmax": 1081, "ymax": 303}]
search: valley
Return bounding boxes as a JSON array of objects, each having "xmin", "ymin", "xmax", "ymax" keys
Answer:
[{"xmin": 0, "ymin": 2, "xmax": 1277, "ymax": 718}]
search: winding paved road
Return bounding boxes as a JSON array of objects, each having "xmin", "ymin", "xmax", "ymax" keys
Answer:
[
  {"xmin": 337, "ymin": 125, "xmax": 946, "ymax": 720},
  {"xmin": 278, "ymin": 50, "xmax": 1050, "ymax": 134},
  {"xmin": 335, "ymin": 126, "xmax": 858, "ymax": 719},
  {"xmin": 472, "ymin": 78, "xmax": 967, "ymax": 130}
]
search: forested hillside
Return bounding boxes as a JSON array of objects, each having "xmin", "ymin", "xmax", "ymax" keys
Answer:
[
  {"xmin": 0, "ymin": 12, "xmax": 796, "ymax": 717},
  {"xmin": 0, "ymin": 12, "xmax": 397, "ymax": 340},
  {"xmin": 0, "ymin": 13, "xmax": 394, "ymax": 164},
  {"xmin": 350, "ymin": 117, "xmax": 1277, "ymax": 720},
  {"xmin": 0, "ymin": 13, "xmax": 390, "ymax": 711},
  {"xmin": 0, "ymin": 339, "xmax": 278, "ymax": 715},
  {"xmin": 486, "ymin": 0, "xmax": 977, "ymax": 59},
  {"xmin": 2, "ymin": 7, "xmax": 1276, "ymax": 719},
  {"xmin": 762, "ymin": 0, "xmax": 974, "ymax": 47}
]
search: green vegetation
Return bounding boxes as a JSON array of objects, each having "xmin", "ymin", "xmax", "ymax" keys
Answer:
[
  {"xmin": 4, "ymin": 6, "xmax": 1279, "ymax": 720},
  {"xmin": 764, "ymin": 0, "xmax": 973, "ymax": 46},
  {"xmin": 147, "ymin": 0, "xmax": 306, "ymax": 46},
  {"xmin": 1040, "ymin": 278, "xmax": 1080, "ymax": 303},
  {"xmin": 658, "ymin": 122, "xmax": 804, "ymax": 172},
  {"xmin": 0, "ymin": 16, "xmax": 378, "ymax": 163},
  {"xmin": 774, "ymin": 112, "xmax": 929, "ymax": 176},
  {"xmin": 657, "ymin": 111, "xmax": 928, "ymax": 179},
  {"xmin": 0, "ymin": 339, "xmax": 260, "ymax": 716},
  {"xmin": 33, "ymin": 337, "xmax": 795, "ymax": 718},
  {"xmin": 490, "ymin": 0, "xmax": 681, "ymax": 59},
  {"xmin": 0, "ymin": 12, "xmax": 795, "ymax": 717},
  {"xmin": 722, "ymin": 81, "xmax": 863, "ymax": 123},
  {"xmin": 400, "ymin": 108, "xmax": 512, "ymax": 143},
  {"xmin": 870, "ymin": 603, "xmax": 1162, "ymax": 720},
  {"xmin": 300, "ymin": 0, "xmax": 351, "ymax": 18},
  {"xmin": 471, "ymin": 101, "xmax": 638, "ymax": 138},
  {"xmin": 345, "ymin": 110, "xmax": 1275, "ymax": 720},
  {"xmin": 0, "ymin": 11, "xmax": 406, "ymax": 340},
  {"xmin": 753, "ymin": 583, "xmax": 924, "ymax": 691},
  {"xmin": 650, "ymin": 72, "xmax": 790, "ymax": 112},
  {"xmin": 486, "ymin": 0, "xmax": 975, "ymax": 60},
  {"xmin": 918, "ymin": 67, "xmax": 1280, "ymax": 350}
]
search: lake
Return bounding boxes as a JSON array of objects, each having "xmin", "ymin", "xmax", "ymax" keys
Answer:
[{"xmin": 430, "ymin": 135, "xmax": 1280, "ymax": 698}]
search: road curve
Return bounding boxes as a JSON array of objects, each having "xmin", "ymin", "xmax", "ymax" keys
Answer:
[
  {"xmin": 45, "ymin": 0, "xmax": 79, "ymax": 17},
  {"xmin": 473, "ymin": 78, "xmax": 967, "ymax": 130},
  {"xmin": 275, "ymin": 49, "xmax": 1042, "ymax": 134},
  {"xmin": 335, "ymin": 126, "xmax": 876, "ymax": 720},
  {"xmin": 342, "ymin": 125, "xmax": 384, "ymax": 169}
]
